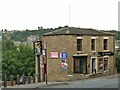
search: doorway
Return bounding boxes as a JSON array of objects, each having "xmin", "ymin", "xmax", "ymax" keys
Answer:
[
  {"xmin": 91, "ymin": 57, "xmax": 97, "ymax": 74},
  {"xmin": 74, "ymin": 57, "xmax": 87, "ymax": 74}
]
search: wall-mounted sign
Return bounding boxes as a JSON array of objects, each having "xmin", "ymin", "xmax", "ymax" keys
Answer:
[
  {"xmin": 98, "ymin": 52, "xmax": 114, "ymax": 56},
  {"xmin": 42, "ymin": 49, "xmax": 46, "ymax": 56},
  {"xmin": 61, "ymin": 52, "xmax": 68, "ymax": 61},
  {"xmin": 50, "ymin": 52, "xmax": 59, "ymax": 58},
  {"xmin": 33, "ymin": 41, "xmax": 42, "ymax": 55},
  {"xmin": 61, "ymin": 62, "xmax": 68, "ymax": 70}
]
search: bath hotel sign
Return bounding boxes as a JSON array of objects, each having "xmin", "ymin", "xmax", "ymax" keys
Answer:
[{"xmin": 98, "ymin": 52, "xmax": 114, "ymax": 56}]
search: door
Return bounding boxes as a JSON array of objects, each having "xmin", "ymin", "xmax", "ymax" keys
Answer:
[
  {"xmin": 74, "ymin": 57, "xmax": 87, "ymax": 74},
  {"xmin": 91, "ymin": 57, "xmax": 97, "ymax": 74},
  {"xmin": 74, "ymin": 58, "xmax": 80, "ymax": 73},
  {"xmin": 80, "ymin": 58, "xmax": 84, "ymax": 74},
  {"xmin": 80, "ymin": 58, "xmax": 87, "ymax": 74}
]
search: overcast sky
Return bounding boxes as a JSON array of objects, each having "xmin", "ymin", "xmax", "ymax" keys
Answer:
[{"xmin": 0, "ymin": 0, "xmax": 119, "ymax": 30}]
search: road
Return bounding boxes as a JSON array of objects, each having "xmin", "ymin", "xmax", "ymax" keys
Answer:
[
  {"xmin": 38, "ymin": 74, "xmax": 119, "ymax": 88},
  {"xmin": 1, "ymin": 74, "xmax": 119, "ymax": 90}
]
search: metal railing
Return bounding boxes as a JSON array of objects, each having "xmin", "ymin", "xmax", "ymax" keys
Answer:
[{"xmin": 2, "ymin": 73, "xmax": 41, "ymax": 87}]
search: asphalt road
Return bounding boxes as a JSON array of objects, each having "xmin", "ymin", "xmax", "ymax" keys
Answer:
[
  {"xmin": 1, "ymin": 74, "xmax": 119, "ymax": 90},
  {"xmin": 39, "ymin": 74, "xmax": 119, "ymax": 88}
]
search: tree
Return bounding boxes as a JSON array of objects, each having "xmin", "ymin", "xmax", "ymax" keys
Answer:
[
  {"xmin": 17, "ymin": 44, "xmax": 35, "ymax": 75},
  {"xmin": 2, "ymin": 39, "xmax": 35, "ymax": 79},
  {"xmin": 116, "ymin": 53, "xmax": 120, "ymax": 73}
]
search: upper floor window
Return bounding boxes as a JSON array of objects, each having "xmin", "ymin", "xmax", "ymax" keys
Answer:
[
  {"xmin": 104, "ymin": 39, "xmax": 108, "ymax": 50},
  {"xmin": 91, "ymin": 39, "xmax": 95, "ymax": 51},
  {"xmin": 77, "ymin": 39, "xmax": 82, "ymax": 51}
]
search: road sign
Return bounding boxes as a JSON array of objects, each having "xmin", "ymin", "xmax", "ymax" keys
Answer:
[
  {"xmin": 61, "ymin": 62, "xmax": 68, "ymax": 70},
  {"xmin": 61, "ymin": 52, "xmax": 68, "ymax": 61}
]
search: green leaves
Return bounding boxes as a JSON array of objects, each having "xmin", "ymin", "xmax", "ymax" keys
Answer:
[
  {"xmin": 2, "ymin": 39, "xmax": 35, "ymax": 77},
  {"xmin": 116, "ymin": 53, "xmax": 120, "ymax": 73}
]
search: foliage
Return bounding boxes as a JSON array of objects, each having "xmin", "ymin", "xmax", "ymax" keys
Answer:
[
  {"xmin": 2, "ymin": 39, "xmax": 35, "ymax": 79},
  {"xmin": 104, "ymin": 30, "xmax": 120, "ymax": 40},
  {"xmin": 2, "ymin": 28, "xmax": 120, "ymax": 42},
  {"xmin": 116, "ymin": 53, "xmax": 120, "ymax": 73},
  {"xmin": 10, "ymin": 28, "xmax": 55, "ymax": 42}
]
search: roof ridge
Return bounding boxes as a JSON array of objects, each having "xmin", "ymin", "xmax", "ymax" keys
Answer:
[
  {"xmin": 44, "ymin": 27, "xmax": 67, "ymax": 35},
  {"xmin": 43, "ymin": 27, "xmax": 114, "ymax": 36}
]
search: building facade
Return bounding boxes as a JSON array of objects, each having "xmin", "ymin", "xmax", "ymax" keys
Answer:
[{"xmin": 39, "ymin": 27, "xmax": 116, "ymax": 81}]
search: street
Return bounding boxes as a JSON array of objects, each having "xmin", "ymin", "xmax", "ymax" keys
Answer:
[
  {"xmin": 38, "ymin": 74, "xmax": 119, "ymax": 88},
  {"xmin": 1, "ymin": 74, "xmax": 119, "ymax": 89}
]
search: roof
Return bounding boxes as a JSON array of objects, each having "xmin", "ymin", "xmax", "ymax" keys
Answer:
[{"xmin": 44, "ymin": 27, "xmax": 115, "ymax": 36}]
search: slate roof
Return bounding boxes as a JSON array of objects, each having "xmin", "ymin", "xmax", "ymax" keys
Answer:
[{"xmin": 44, "ymin": 27, "xmax": 115, "ymax": 36}]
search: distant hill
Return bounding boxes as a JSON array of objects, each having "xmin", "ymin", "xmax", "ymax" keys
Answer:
[
  {"xmin": 2, "ymin": 27, "xmax": 120, "ymax": 42},
  {"xmin": 2, "ymin": 28, "xmax": 56, "ymax": 42}
]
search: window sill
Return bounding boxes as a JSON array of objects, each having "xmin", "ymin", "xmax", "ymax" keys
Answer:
[
  {"xmin": 91, "ymin": 51, "xmax": 96, "ymax": 52},
  {"xmin": 77, "ymin": 51, "xmax": 83, "ymax": 54},
  {"xmin": 103, "ymin": 50, "xmax": 109, "ymax": 52}
]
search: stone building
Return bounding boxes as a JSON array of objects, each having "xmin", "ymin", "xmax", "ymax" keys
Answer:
[{"xmin": 39, "ymin": 27, "xmax": 116, "ymax": 81}]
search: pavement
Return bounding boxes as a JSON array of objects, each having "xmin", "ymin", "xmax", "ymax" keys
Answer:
[
  {"xmin": 1, "ymin": 73, "xmax": 119, "ymax": 89},
  {"xmin": 2, "ymin": 81, "xmax": 69, "ymax": 88}
]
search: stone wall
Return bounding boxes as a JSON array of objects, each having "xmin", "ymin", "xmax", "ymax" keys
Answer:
[{"xmin": 41, "ymin": 35, "xmax": 116, "ymax": 81}]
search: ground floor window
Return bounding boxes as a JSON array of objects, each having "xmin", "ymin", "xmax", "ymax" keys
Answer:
[
  {"xmin": 74, "ymin": 57, "xmax": 87, "ymax": 74},
  {"xmin": 98, "ymin": 58, "xmax": 103, "ymax": 71},
  {"xmin": 104, "ymin": 57, "xmax": 108, "ymax": 71}
]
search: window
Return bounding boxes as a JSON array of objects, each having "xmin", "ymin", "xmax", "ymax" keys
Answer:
[
  {"xmin": 98, "ymin": 58, "xmax": 103, "ymax": 70},
  {"xmin": 77, "ymin": 39, "xmax": 82, "ymax": 51},
  {"xmin": 104, "ymin": 39, "xmax": 108, "ymax": 50},
  {"xmin": 91, "ymin": 39, "xmax": 95, "ymax": 51},
  {"xmin": 104, "ymin": 57, "xmax": 108, "ymax": 71}
]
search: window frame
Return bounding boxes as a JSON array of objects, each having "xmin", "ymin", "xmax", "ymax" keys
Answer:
[
  {"xmin": 91, "ymin": 39, "xmax": 96, "ymax": 51},
  {"xmin": 103, "ymin": 39, "xmax": 108, "ymax": 50},
  {"xmin": 77, "ymin": 39, "xmax": 82, "ymax": 51}
]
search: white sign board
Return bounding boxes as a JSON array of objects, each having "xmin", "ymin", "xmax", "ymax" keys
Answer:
[
  {"xmin": 50, "ymin": 52, "xmax": 59, "ymax": 58},
  {"xmin": 42, "ymin": 49, "xmax": 46, "ymax": 55}
]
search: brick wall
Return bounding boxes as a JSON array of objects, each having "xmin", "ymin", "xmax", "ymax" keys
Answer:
[
  {"xmin": 41, "ymin": 35, "xmax": 116, "ymax": 81},
  {"xmin": 43, "ymin": 35, "xmax": 76, "ymax": 81}
]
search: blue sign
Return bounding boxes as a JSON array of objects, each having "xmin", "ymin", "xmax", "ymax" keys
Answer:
[{"xmin": 61, "ymin": 52, "xmax": 68, "ymax": 61}]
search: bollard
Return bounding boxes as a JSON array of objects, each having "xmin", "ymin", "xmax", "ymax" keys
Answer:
[
  {"xmin": 27, "ymin": 73, "xmax": 30, "ymax": 84},
  {"xmin": 17, "ymin": 75, "xmax": 20, "ymax": 85},
  {"xmin": 22, "ymin": 74, "xmax": 26, "ymax": 84},
  {"xmin": 33, "ymin": 73, "xmax": 35, "ymax": 83},
  {"xmin": 10, "ymin": 75, "xmax": 14, "ymax": 86},
  {"xmin": 38, "ymin": 73, "xmax": 41, "ymax": 82},
  {"xmin": 4, "ymin": 75, "xmax": 7, "ymax": 87}
]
